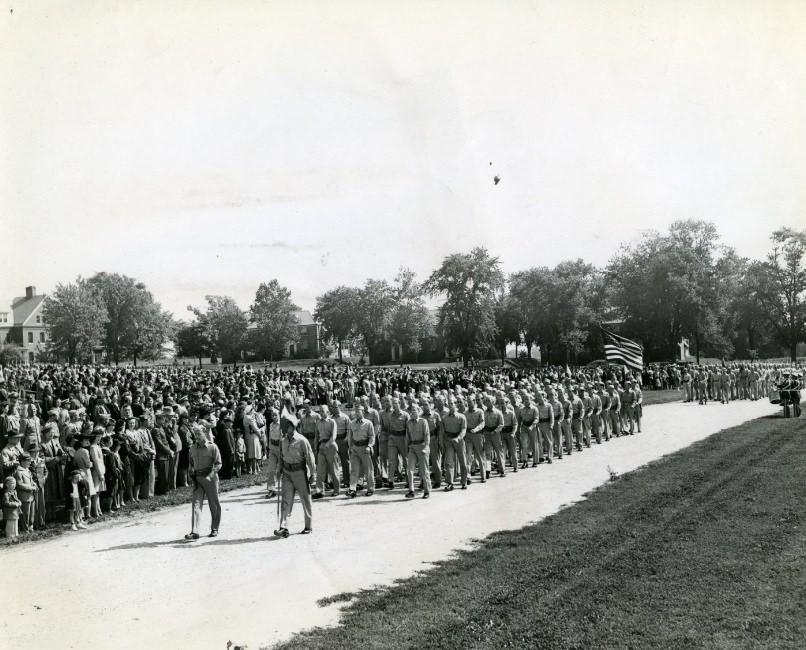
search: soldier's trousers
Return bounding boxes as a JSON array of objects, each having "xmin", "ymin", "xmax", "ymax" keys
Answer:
[
  {"xmin": 387, "ymin": 433, "xmax": 407, "ymax": 484},
  {"xmin": 502, "ymin": 430, "xmax": 518, "ymax": 469},
  {"xmin": 350, "ymin": 446, "xmax": 374, "ymax": 492},
  {"xmin": 582, "ymin": 416, "xmax": 591, "ymax": 446},
  {"xmin": 444, "ymin": 437, "xmax": 468, "ymax": 487},
  {"xmin": 520, "ymin": 424, "xmax": 540, "ymax": 465},
  {"xmin": 280, "ymin": 468, "xmax": 312, "ymax": 530},
  {"xmin": 429, "ymin": 436, "xmax": 443, "ymax": 487},
  {"xmin": 465, "ymin": 432, "xmax": 486, "ymax": 475},
  {"xmin": 336, "ymin": 438, "xmax": 350, "ymax": 486},
  {"xmin": 561, "ymin": 420, "xmax": 573, "ymax": 454},
  {"xmin": 316, "ymin": 444, "xmax": 340, "ymax": 494},
  {"xmin": 608, "ymin": 409, "xmax": 620, "ymax": 436},
  {"xmin": 750, "ymin": 381, "xmax": 759, "ymax": 400},
  {"xmin": 538, "ymin": 422, "xmax": 553, "ymax": 460},
  {"xmin": 591, "ymin": 413, "xmax": 602, "ymax": 443},
  {"xmin": 191, "ymin": 475, "xmax": 221, "ymax": 534},
  {"xmin": 572, "ymin": 418, "xmax": 584, "ymax": 449},
  {"xmin": 621, "ymin": 406, "xmax": 635, "ymax": 435},
  {"xmin": 553, "ymin": 422, "xmax": 564, "ymax": 458},
  {"xmin": 483, "ymin": 431, "xmax": 506, "ymax": 474},
  {"xmin": 406, "ymin": 444, "xmax": 431, "ymax": 494},
  {"xmin": 378, "ymin": 433, "xmax": 389, "ymax": 479},
  {"xmin": 266, "ymin": 446, "xmax": 282, "ymax": 491}
]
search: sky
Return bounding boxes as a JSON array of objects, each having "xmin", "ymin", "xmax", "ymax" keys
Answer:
[{"xmin": 2, "ymin": 0, "xmax": 805, "ymax": 318}]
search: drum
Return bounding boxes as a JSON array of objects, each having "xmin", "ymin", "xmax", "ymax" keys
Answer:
[{"xmin": 769, "ymin": 389, "xmax": 781, "ymax": 404}]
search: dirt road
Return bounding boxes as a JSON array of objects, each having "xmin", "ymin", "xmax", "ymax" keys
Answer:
[{"xmin": 1, "ymin": 399, "xmax": 777, "ymax": 650}]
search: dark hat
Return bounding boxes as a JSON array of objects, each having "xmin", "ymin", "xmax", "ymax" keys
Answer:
[
  {"xmin": 25, "ymin": 442, "xmax": 39, "ymax": 453},
  {"xmin": 7, "ymin": 430, "xmax": 23, "ymax": 439}
]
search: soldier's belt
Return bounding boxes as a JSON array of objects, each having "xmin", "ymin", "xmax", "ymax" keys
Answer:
[
  {"xmin": 502, "ymin": 425, "xmax": 514, "ymax": 433},
  {"xmin": 409, "ymin": 439, "xmax": 426, "ymax": 445},
  {"xmin": 390, "ymin": 430, "xmax": 406, "ymax": 437},
  {"xmin": 521, "ymin": 418, "xmax": 535, "ymax": 426},
  {"xmin": 483, "ymin": 425, "xmax": 498, "ymax": 432},
  {"xmin": 539, "ymin": 417, "xmax": 551, "ymax": 423},
  {"xmin": 445, "ymin": 431, "xmax": 461, "ymax": 439},
  {"xmin": 336, "ymin": 434, "xmax": 347, "ymax": 441},
  {"xmin": 283, "ymin": 462, "xmax": 306, "ymax": 472},
  {"xmin": 352, "ymin": 439, "xmax": 369, "ymax": 447}
]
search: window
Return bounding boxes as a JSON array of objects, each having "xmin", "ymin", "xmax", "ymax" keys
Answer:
[
  {"xmin": 36, "ymin": 315, "xmax": 41, "ymax": 323},
  {"xmin": 28, "ymin": 332, "xmax": 33, "ymax": 343},
  {"xmin": 0, "ymin": 313, "xmax": 7, "ymax": 323},
  {"xmin": 39, "ymin": 332, "xmax": 45, "ymax": 343}
]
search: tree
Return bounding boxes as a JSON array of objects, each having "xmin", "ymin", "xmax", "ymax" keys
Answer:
[
  {"xmin": 86, "ymin": 272, "xmax": 174, "ymax": 365},
  {"xmin": 188, "ymin": 296, "xmax": 248, "ymax": 365},
  {"xmin": 43, "ymin": 279, "xmax": 108, "ymax": 364},
  {"xmin": 0, "ymin": 342, "xmax": 24, "ymax": 365},
  {"xmin": 249, "ymin": 280, "xmax": 300, "ymax": 361},
  {"xmin": 174, "ymin": 321, "xmax": 210, "ymax": 367},
  {"xmin": 353, "ymin": 279, "xmax": 394, "ymax": 365},
  {"xmin": 425, "ymin": 247, "xmax": 505, "ymax": 367},
  {"xmin": 509, "ymin": 269, "xmax": 548, "ymax": 359},
  {"xmin": 315, "ymin": 286, "xmax": 360, "ymax": 362},
  {"xmin": 493, "ymin": 292, "xmax": 522, "ymax": 364},
  {"xmin": 749, "ymin": 227, "xmax": 806, "ymax": 361},
  {"xmin": 607, "ymin": 220, "xmax": 726, "ymax": 362},
  {"xmin": 388, "ymin": 268, "xmax": 432, "ymax": 360}
]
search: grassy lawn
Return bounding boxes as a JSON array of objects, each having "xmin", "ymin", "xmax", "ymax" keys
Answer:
[
  {"xmin": 642, "ymin": 388, "xmax": 685, "ymax": 406},
  {"xmin": 270, "ymin": 415, "xmax": 806, "ymax": 650}
]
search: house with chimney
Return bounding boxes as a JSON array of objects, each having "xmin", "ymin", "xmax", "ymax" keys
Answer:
[{"xmin": 0, "ymin": 286, "xmax": 48, "ymax": 364}]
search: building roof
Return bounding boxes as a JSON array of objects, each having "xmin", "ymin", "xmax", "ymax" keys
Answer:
[
  {"xmin": 11, "ymin": 295, "xmax": 45, "ymax": 326},
  {"xmin": 247, "ymin": 310, "xmax": 318, "ymax": 330},
  {"xmin": 294, "ymin": 310, "xmax": 317, "ymax": 327}
]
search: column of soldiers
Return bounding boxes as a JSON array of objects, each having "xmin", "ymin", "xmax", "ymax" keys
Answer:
[{"xmin": 293, "ymin": 375, "xmax": 647, "ymax": 503}]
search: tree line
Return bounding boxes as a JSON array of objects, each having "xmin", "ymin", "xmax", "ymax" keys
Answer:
[{"xmin": 35, "ymin": 221, "xmax": 806, "ymax": 365}]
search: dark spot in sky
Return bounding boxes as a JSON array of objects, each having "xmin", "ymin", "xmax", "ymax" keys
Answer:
[{"xmin": 494, "ymin": 176, "xmax": 501, "ymax": 185}]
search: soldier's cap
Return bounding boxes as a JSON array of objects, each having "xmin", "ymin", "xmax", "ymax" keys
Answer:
[{"xmin": 7, "ymin": 430, "xmax": 23, "ymax": 438}]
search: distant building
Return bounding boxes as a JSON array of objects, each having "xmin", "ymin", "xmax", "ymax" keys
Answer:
[
  {"xmin": 245, "ymin": 309, "xmax": 323, "ymax": 359},
  {"xmin": 0, "ymin": 286, "xmax": 48, "ymax": 364}
]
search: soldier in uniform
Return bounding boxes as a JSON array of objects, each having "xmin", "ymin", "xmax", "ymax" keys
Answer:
[
  {"xmin": 265, "ymin": 409, "xmax": 283, "ymax": 498},
  {"xmin": 606, "ymin": 383, "xmax": 621, "ymax": 437},
  {"xmin": 590, "ymin": 384, "xmax": 603, "ymax": 444},
  {"xmin": 497, "ymin": 393, "xmax": 518, "ymax": 472},
  {"xmin": 481, "ymin": 395, "xmax": 506, "ymax": 477},
  {"xmin": 517, "ymin": 393, "xmax": 539, "ymax": 469},
  {"xmin": 463, "ymin": 396, "xmax": 487, "ymax": 482},
  {"xmin": 569, "ymin": 386, "xmax": 585, "ymax": 451},
  {"xmin": 421, "ymin": 398, "xmax": 443, "ymax": 489},
  {"xmin": 312, "ymin": 405, "xmax": 339, "ymax": 499},
  {"xmin": 185, "ymin": 425, "xmax": 222, "ymax": 540},
  {"xmin": 274, "ymin": 411, "xmax": 316, "ymax": 537},
  {"xmin": 442, "ymin": 397, "xmax": 468, "ymax": 490},
  {"xmin": 405, "ymin": 404, "xmax": 431, "ymax": 499},
  {"xmin": 329, "ymin": 401, "xmax": 352, "ymax": 489},
  {"xmin": 299, "ymin": 404, "xmax": 320, "ymax": 451},
  {"xmin": 556, "ymin": 387, "xmax": 574, "ymax": 455},
  {"xmin": 386, "ymin": 398, "xmax": 409, "ymax": 490},
  {"xmin": 346, "ymin": 406, "xmax": 375, "ymax": 498},
  {"xmin": 620, "ymin": 380, "xmax": 637, "ymax": 436}
]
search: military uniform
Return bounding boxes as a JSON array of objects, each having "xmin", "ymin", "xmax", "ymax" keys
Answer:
[
  {"xmin": 442, "ymin": 409, "xmax": 468, "ymax": 489},
  {"xmin": 347, "ymin": 415, "xmax": 375, "ymax": 496},
  {"xmin": 405, "ymin": 411, "xmax": 431, "ymax": 498},
  {"xmin": 313, "ymin": 414, "xmax": 339, "ymax": 497}
]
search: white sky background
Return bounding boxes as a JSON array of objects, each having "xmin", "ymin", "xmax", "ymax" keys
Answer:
[{"xmin": 2, "ymin": 0, "xmax": 805, "ymax": 318}]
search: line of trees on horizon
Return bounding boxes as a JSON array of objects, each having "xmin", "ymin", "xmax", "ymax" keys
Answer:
[{"xmin": 22, "ymin": 220, "xmax": 806, "ymax": 367}]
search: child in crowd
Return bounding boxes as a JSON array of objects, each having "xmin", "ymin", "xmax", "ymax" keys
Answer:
[
  {"xmin": 28, "ymin": 442, "xmax": 48, "ymax": 529},
  {"xmin": 14, "ymin": 451, "xmax": 38, "ymax": 532},
  {"xmin": 234, "ymin": 431, "xmax": 245, "ymax": 478},
  {"xmin": 67, "ymin": 470, "xmax": 88, "ymax": 531},
  {"xmin": 2, "ymin": 477, "xmax": 21, "ymax": 539}
]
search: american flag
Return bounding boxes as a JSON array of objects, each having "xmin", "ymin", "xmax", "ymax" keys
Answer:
[{"xmin": 600, "ymin": 326, "xmax": 644, "ymax": 371}]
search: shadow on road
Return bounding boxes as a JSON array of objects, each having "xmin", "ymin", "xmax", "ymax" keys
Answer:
[{"xmin": 95, "ymin": 535, "xmax": 282, "ymax": 552}]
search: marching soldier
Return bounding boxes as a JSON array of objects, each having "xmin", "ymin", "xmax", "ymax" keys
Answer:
[
  {"xmin": 329, "ymin": 401, "xmax": 352, "ymax": 489},
  {"xmin": 590, "ymin": 384, "xmax": 603, "ymax": 444},
  {"xmin": 265, "ymin": 409, "xmax": 283, "ymax": 498},
  {"xmin": 386, "ymin": 398, "xmax": 409, "ymax": 490},
  {"xmin": 346, "ymin": 406, "xmax": 375, "ymax": 498},
  {"xmin": 517, "ymin": 393, "xmax": 540, "ymax": 469},
  {"xmin": 274, "ymin": 411, "xmax": 316, "ymax": 537},
  {"xmin": 312, "ymin": 405, "xmax": 339, "ymax": 499},
  {"xmin": 497, "ymin": 393, "xmax": 519, "ymax": 472},
  {"xmin": 421, "ymin": 398, "xmax": 443, "ymax": 489},
  {"xmin": 463, "ymin": 396, "xmax": 487, "ymax": 482},
  {"xmin": 405, "ymin": 404, "xmax": 431, "ymax": 499},
  {"xmin": 606, "ymin": 383, "xmax": 621, "ymax": 437},
  {"xmin": 299, "ymin": 404, "xmax": 320, "ymax": 450},
  {"xmin": 442, "ymin": 397, "xmax": 468, "ymax": 490}
]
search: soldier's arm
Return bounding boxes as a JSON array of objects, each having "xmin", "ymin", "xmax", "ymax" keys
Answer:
[{"xmin": 367, "ymin": 421, "xmax": 376, "ymax": 449}]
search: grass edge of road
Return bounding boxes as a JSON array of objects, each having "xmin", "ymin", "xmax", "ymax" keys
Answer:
[{"xmin": 266, "ymin": 415, "xmax": 806, "ymax": 650}]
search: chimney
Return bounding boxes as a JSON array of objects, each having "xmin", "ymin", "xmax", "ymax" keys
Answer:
[{"xmin": 25, "ymin": 286, "xmax": 35, "ymax": 299}]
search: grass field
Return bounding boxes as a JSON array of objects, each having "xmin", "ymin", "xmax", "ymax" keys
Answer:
[{"xmin": 270, "ymin": 415, "xmax": 806, "ymax": 650}]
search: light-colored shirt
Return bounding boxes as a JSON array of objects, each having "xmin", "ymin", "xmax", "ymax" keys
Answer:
[
  {"xmin": 348, "ymin": 418, "xmax": 376, "ymax": 447},
  {"xmin": 188, "ymin": 441, "xmax": 222, "ymax": 475},
  {"xmin": 281, "ymin": 432, "xmax": 316, "ymax": 476},
  {"xmin": 406, "ymin": 417, "xmax": 429, "ymax": 444}
]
